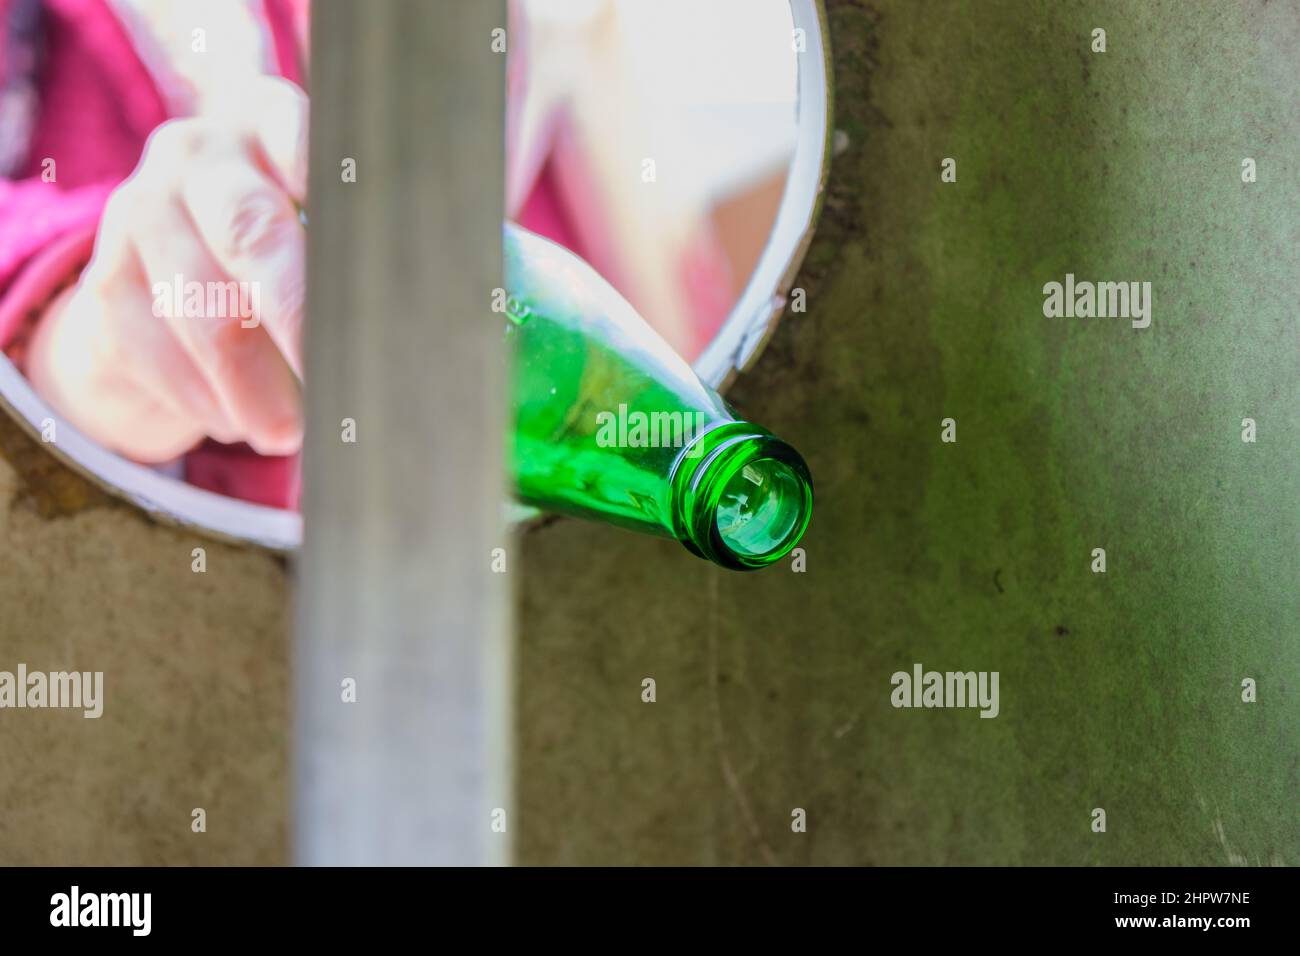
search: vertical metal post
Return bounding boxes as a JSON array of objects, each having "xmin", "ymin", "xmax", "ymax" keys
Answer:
[{"xmin": 294, "ymin": 0, "xmax": 511, "ymax": 865}]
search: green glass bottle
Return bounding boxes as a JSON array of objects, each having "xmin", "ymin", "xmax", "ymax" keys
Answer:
[{"xmin": 504, "ymin": 223, "xmax": 812, "ymax": 570}]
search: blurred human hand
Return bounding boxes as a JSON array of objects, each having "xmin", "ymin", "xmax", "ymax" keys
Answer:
[{"xmin": 28, "ymin": 75, "xmax": 308, "ymax": 463}]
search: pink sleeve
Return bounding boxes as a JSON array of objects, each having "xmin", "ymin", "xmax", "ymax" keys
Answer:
[
  {"xmin": 0, "ymin": 176, "xmax": 112, "ymax": 348},
  {"xmin": 1, "ymin": 0, "xmax": 169, "ymax": 350}
]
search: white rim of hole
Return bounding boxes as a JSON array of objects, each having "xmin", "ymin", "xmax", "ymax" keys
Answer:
[
  {"xmin": 694, "ymin": 0, "xmax": 831, "ymax": 391},
  {"xmin": 0, "ymin": 0, "xmax": 831, "ymax": 552},
  {"xmin": 0, "ymin": 359, "xmax": 302, "ymax": 549}
]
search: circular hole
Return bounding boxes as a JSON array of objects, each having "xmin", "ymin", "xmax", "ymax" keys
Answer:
[{"xmin": 0, "ymin": 0, "xmax": 830, "ymax": 549}]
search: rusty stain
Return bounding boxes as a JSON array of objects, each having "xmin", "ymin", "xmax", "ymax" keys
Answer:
[{"xmin": 0, "ymin": 412, "xmax": 117, "ymax": 519}]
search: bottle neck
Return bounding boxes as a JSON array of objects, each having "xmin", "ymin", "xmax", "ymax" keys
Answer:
[{"xmin": 669, "ymin": 423, "xmax": 813, "ymax": 570}]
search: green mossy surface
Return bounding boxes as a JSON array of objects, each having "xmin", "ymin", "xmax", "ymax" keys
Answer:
[{"xmin": 517, "ymin": 0, "xmax": 1299, "ymax": 864}]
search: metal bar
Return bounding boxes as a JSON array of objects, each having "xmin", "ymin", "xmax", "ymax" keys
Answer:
[{"xmin": 294, "ymin": 0, "xmax": 511, "ymax": 866}]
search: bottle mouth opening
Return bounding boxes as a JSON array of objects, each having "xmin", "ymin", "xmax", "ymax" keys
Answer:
[
  {"xmin": 672, "ymin": 428, "xmax": 813, "ymax": 571},
  {"xmin": 714, "ymin": 458, "xmax": 807, "ymax": 560}
]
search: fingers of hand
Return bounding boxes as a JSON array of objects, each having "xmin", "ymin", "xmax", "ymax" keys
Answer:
[
  {"xmin": 206, "ymin": 74, "xmax": 309, "ymax": 203},
  {"xmin": 130, "ymin": 192, "xmax": 303, "ymax": 457},
  {"xmin": 179, "ymin": 159, "xmax": 305, "ymax": 379},
  {"xmin": 85, "ymin": 113, "xmax": 306, "ymax": 457},
  {"xmin": 33, "ymin": 271, "xmax": 208, "ymax": 463}
]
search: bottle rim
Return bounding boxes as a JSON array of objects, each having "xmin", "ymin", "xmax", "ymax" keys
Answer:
[{"xmin": 670, "ymin": 425, "xmax": 813, "ymax": 571}]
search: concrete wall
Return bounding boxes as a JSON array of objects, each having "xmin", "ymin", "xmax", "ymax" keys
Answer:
[
  {"xmin": 515, "ymin": 0, "xmax": 1299, "ymax": 865},
  {"xmin": 0, "ymin": 413, "xmax": 288, "ymax": 864}
]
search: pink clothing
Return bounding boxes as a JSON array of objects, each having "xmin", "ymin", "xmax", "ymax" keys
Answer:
[{"xmin": 0, "ymin": 0, "xmax": 166, "ymax": 345}]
